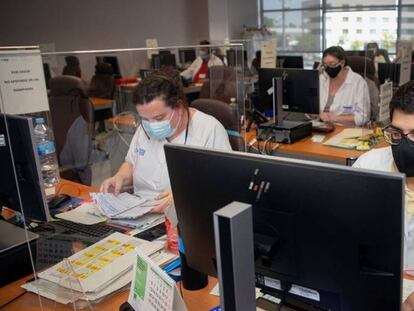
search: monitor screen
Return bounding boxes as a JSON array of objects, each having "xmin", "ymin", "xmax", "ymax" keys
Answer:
[
  {"xmin": 151, "ymin": 53, "xmax": 177, "ymax": 69},
  {"xmin": 378, "ymin": 63, "xmax": 401, "ymax": 85},
  {"xmin": 179, "ymin": 49, "xmax": 196, "ymax": 64},
  {"xmin": 0, "ymin": 114, "xmax": 50, "ymax": 221},
  {"xmin": 258, "ymin": 68, "xmax": 319, "ymax": 115},
  {"xmin": 165, "ymin": 144, "xmax": 403, "ymax": 311},
  {"xmin": 276, "ymin": 56, "xmax": 304, "ymax": 69}
]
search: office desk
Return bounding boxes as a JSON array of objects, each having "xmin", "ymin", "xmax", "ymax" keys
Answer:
[
  {"xmin": 245, "ymin": 126, "xmax": 387, "ymax": 163},
  {"xmin": 89, "ymin": 97, "xmax": 115, "ymax": 111},
  {"xmin": 0, "ymin": 180, "xmax": 220, "ymax": 310}
]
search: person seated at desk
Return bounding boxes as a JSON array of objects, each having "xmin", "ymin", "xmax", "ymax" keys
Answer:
[
  {"xmin": 180, "ymin": 40, "xmax": 224, "ymax": 84},
  {"xmin": 353, "ymin": 81, "xmax": 414, "ymax": 309},
  {"xmin": 319, "ymin": 46, "xmax": 370, "ymax": 127},
  {"xmin": 100, "ymin": 68, "xmax": 231, "ymax": 221}
]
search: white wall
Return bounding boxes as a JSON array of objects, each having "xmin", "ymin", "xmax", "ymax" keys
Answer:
[
  {"xmin": 208, "ymin": 0, "xmax": 258, "ymax": 41},
  {"xmin": 0, "ymin": 0, "xmax": 209, "ymax": 50}
]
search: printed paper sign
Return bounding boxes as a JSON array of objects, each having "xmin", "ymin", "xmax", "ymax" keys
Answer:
[
  {"xmin": 261, "ymin": 40, "xmax": 277, "ymax": 69},
  {"xmin": 397, "ymin": 40, "xmax": 412, "ymax": 86},
  {"xmin": 0, "ymin": 47, "xmax": 49, "ymax": 114},
  {"xmin": 146, "ymin": 39, "xmax": 159, "ymax": 60}
]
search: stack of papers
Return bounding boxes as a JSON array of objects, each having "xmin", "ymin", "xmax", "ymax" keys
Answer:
[
  {"xmin": 22, "ymin": 232, "xmax": 164, "ymax": 304},
  {"xmin": 323, "ymin": 128, "xmax": 376, "ymax": 150},
  {"xmin": 90, "ymin": 192, "xmax": 158, "ymax": 219}
]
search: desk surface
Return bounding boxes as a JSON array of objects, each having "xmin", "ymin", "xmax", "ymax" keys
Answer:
[
  {"xmin": 245, "ymin": 126, "xmax": 387, "ymax": 162},
  {"xmin": 0, "ymin": 180, "xmax": 219, "ymax": 311},
  {"xmin": 89, "ymin": 97, "xmax": 114, "ymax": 111}
]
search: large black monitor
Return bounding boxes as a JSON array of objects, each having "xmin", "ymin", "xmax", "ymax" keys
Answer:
[
  {"xmin": 378, "ymin": 63, "xmax": 401, "ymax": 85},
  {"xmin": 345, "ymin": 50, "xmax": 366, "ymax": 57},
  {"xmin": 165, "ymin": 144, "xmax": 403, "ymax": 311},
  {"xmin": 0, "ymin": 114, "xmax": 50, "ymax": 221},
  {"xmin": 179, "ymin": 48, "xmax": 196, "ymax": 65},
  {"xmin": 151, "ymin": 53, "xmax": 177, "ymax": 69},
  {"xmin": 258, "ymin": 68, "xmax": 319, "ymax": 115},
  {"xmin": 277, "ymin": 55, "xmax": 304, "ymax": 69},
  {"xmin": 96, "ymin": 56, "xmax": 121, "ymax": 78}
]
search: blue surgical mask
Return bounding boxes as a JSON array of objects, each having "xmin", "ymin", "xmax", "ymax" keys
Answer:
[
  {"xmin": 141, "ymin": 110, "xmax": 180, "ymax": 140},
  {"xmin": 199, "ymin": 50, "xmax": 209, "ymax": 61}
]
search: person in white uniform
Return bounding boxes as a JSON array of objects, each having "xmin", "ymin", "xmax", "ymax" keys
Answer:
[
  {"xmin": 100, "ymin": 69, "xmax": 231, "ymax": 218},
  {"xmin": 180, "ymin": 40, "xmax": 224, "ymax": 83},
  {"xmin": 352, "ymin": 81, "xmax": 414, "ymax": 310},
  {"xmin": 319, "ymin": 46, "xmax": 370, "ymax": 126}
]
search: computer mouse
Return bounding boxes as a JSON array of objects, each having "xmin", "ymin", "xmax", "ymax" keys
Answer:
[{"xmin": 48, "ymin": 194, "xmax": 72, "ymax": 210}]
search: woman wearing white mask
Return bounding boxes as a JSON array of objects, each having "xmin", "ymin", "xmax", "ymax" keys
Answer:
[
  {"xmin": 100, "ymin": 69, "xmax": 231, "ymax": 217},
  {"xmin": 180, "ymin": 40, "xmax": 224, "ymax": 83},
  {"xmin": 319, "ymin": 46, "xmax": 370, "ymax": 126}
]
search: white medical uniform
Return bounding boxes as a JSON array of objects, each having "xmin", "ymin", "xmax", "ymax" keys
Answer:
[
  {"xmin": 125, "ymin": 110, "xmax": 232, "ymax": 223},
  {"xmin": 180, "ymin": 55, "xmax": 224, "ymax": 81},
  {"xmin": 353, "ymin": 146, "xmax": 414, "ymax": 268},
  {"xmin": 319, "ymin": 66, "xmax": 370, "ymax": 126}
]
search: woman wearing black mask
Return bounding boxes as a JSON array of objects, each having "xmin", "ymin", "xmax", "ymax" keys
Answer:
[
  {"xmin": 353, "ymin": 80, "xmax": 414, "ymax": 268},
  {"xmin": 319, "ymin": 46, "xmax": 370, "ymax": 126}
]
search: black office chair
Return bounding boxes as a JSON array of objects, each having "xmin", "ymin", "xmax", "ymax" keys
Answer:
[
  {"xmin": 62, "ymin": 56, "xmax": 81, "ymax": 78},
  {"xmin": 87, "ymin": 63, "xmax": 115, "ymax": 99},
  {"xmin": 199, "ymin": 66, "xmax": 237, "ymax": 104},
  {"xmin": 191, "ymin": 98, "xmax": 245, "ymax": 151},
  {"xmin": 48, "ymin": 75, "xmax": 94, "ymax": 185}
]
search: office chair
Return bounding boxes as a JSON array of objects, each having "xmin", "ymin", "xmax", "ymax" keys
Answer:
[
  {"xmin": 87, "ymin": 63, "xmax": 115, "ymax": 99},
  {"xmin": 191, "ymin": 98, "xmax": 245, "ymax": 151},
  {"xmin": 199, "ymin": 66, "xmax": 237, "ymax": 103},
  {"xmin": 48, "ymin": 75, "xmax": 94, "ymax": 185},
  {"xmin": 62, "ymin": 55, "xmax": 81, "ymax": 78},
  {"xmin": 347, "ymin": 56, "xmax": 380, "ymax": 121}
]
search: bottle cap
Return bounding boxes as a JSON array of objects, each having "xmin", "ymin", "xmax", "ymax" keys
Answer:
[{"xmin": 35, "ymin": 117, "xmax": 44, "ymax": 124}]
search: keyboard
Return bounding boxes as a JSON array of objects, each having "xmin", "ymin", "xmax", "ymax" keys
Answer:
[{"xmin": 52, "ymin": 219, "xmax": 118, "ymax": 242}]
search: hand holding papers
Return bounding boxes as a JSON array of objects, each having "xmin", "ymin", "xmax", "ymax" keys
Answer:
[{"xmin": 90, "ymin": 192, "xmax": 158, "ymax": 219}]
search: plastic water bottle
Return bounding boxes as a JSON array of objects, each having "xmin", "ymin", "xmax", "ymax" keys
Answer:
[{"xmin": 33, "ymin": 118, "xmax": 60, "ymax": 196}]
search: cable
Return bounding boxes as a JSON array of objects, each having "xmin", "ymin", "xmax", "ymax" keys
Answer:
[
  {"xmin": 262, "ymin": 137, "xmax": 273, "ymax": 155},
  {"xmin": 276, "ymin": 291, "xmax": 287, "ymax": 311}
]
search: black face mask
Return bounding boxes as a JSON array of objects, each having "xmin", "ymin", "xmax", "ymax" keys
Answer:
[
  {"xmin": 392, "ymin": 138, "xmax": 414, "ymax": 177},
  {"xmin": 325, "ymin": 65, "xmax": 342, "ymax": 78}
]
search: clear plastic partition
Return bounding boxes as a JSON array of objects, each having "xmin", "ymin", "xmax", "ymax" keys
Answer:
[{"xmin": 0, "ymin": 43, "xmax": 245, "ymax": 309}]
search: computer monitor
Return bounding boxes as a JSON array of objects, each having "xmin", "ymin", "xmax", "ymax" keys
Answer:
[
  {"xmin": 0, "ymin": 114, "xmax": 50, "ymax": 221},
  {"xmin": 179, "ymin": 49, "xmax": 196, "ymax": 65},
  {"xmin": 226, "ymin": 48, "xmax": 247, "ymax": 67},
  {"xmin": 378, "ymin": 63, "xmax": 401, "ymax": 86},
  {"xmin": 258, "ymin": 68, "xmax": 319, "ymax": 115},
  {"xmin": 151, "ymin": 53, "xmax": 177, "ymax": 70},
  {"xmin": 96, "ymin": 56, "xmax": 121, "ymax": 78},
  {"xmin": 277, "ymin": 56, "xmax": 304, "ymax": 69},
  {"xmin": 165, "ymin": 144, "xmax": 403, "ymax": 311},
  {"xmin": 139, "ymin": 69, "xmax": 155, "ymax": 79}
]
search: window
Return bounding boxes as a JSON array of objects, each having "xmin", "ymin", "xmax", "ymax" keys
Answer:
[
  {"xmin": 343, "ymin": 29, "xmax": 349, "ymax": 34},
  {"xmin": 356, "ymin": 29, "xmax": 362, "ymax": 34},
  {"xmin": 370, "ymin": 17, "xmax": 376, "ymax": 22},
  {"xmin": 383, "ymin": 17, "xmax": 390, "ymax": 22},
  {"xmin": 370, "ymin": 29, "xmax": 376, "ymax": 34},
  {"xmin": 357, "ymin": 17, "xmax": 363, "ymax": 22},
  {"xmin": 343, "ymin": 17, "xmax": 349, "ymax": 22}
]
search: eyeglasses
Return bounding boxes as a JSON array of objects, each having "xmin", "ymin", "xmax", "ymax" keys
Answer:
[
  {"xmin": 322, "ymin": 61, "xmax": 341, "ymax": 69},
  {"xmin": 383, "ymin": 125, "xmax": 414, "ymax": 147}
]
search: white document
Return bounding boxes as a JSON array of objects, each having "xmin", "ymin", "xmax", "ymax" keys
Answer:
[
  {"xmin": 128, "ymin": 248, "xmax": 187, "ymax": 311},
  {"xmin": 397, "ymin": 40, "xmax": 412, "ymax": 86},
  {"xmin": 109, "ymin": 213, "xmax": 164, "ymax": 229},
  {"xmin": 0, "ymin": 47, "xmax": 50, "ymax": 114},
  {"xmin": 260, "ymin": 40, "xmax": 277, "ymax": 69},
  {"xmin": 323, "ymin": 128, "xmax": 373, "ymax": 149},
  {"xmin": 403, "ymin": 278, "xmax": 414, "ymax": 302},
  {"xmin": 55, "ymin": 203, "xmax": 106, "ymax": 225},
  {"xmin": 91, "ymin": 192, "xmax": 149, "ymax": 218},
  {"xmin": 146, "ymin": 38, "xmax": 159, "ymax": 60},
  {"xmin": 38, "ymin": 232, "xmax": 163, "ymax": 293}
]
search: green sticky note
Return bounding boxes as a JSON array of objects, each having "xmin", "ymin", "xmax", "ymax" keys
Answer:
[{"xmin": 133, "ymin": 255, "xmax": 148, "ymax": 300}]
